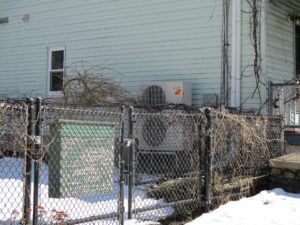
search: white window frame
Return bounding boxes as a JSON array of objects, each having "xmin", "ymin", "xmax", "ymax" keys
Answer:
[{"xmin": 47, "ymin": 46, "xmax": 65, "ymax": 96}]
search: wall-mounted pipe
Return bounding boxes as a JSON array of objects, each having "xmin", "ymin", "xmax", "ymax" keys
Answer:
[
  {"xmin": 221, "ymin": 0, "xmax": 230, "ymax": 107},
  {"xmin": 230, "ymin": 0, "xmax": 241, "ymax": 108}
]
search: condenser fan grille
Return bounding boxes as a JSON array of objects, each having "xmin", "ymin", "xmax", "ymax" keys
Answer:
[
  {"xmin": 142, "ymin": 85, "xmax": 166, "ymax": 107},
  {"xmin": 142, "ymin": 118, "xmax": 167, "ymax": 147}
]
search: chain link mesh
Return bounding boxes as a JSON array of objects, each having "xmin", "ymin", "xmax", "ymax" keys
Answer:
[
  {"xmin": 37, "ymin": 105, "xmax": 123, "ymax": 225},
  {"xmin": 0, "ymin": 101, "xmax": 284, "ymax": 224},
  {"xmin": 0, "ymin": 102, "xmax": 28, "ymax": 223},
  {"xmin": 131, "ymin": 108, "xmax": 207, "ymax": 222},
  {"xmin": 210, "ymin": 110, "xmax": 283, "ymax": 208},
  {"xmin": 271, "ymin": 84, "xmax": 299, "ymax": 126}
]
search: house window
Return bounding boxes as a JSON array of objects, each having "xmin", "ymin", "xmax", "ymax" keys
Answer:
[
  {"xmin": 296, "ymin": 26, "xmax": 300, "ymax": 77},
  {"xmin": 48, "ymin": 47, "xmax": 64, "ymax": 93}
]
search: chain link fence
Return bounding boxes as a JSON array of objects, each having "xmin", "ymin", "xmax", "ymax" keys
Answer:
[
  {"xmin": 0, "ymin": 101, "xmax": 28, "ymax": 223},
  {"xmin": 129, "ymin": 107, "xmax": 208, "ymax": 222},
  {"xmin": 0, "ymin": 99, "xmax": 284, "ymax": 224},
  {"xmin": 269, "ymin": 82, "xmax": 300, "ymax": 148},
  {"xmin": 37, "ymin": 105, "xmax": 123, "ymax": 224},
  {"xmin": 269, "ymin": 82, "xmax": 300, "ymax": 126},
  {"xmin": 210, "ymin": 111, "xmax": 284, "ymax": 208}
]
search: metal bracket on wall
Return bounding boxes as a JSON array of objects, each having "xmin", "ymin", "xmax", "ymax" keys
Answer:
[{"xmin": 0, "ymin": 17, "xmax": 8, "ymax": 24}]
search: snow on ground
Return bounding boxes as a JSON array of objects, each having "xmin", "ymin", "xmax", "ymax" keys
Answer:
[
  {"xmin": 187, "ymin": 188, "xmax": 300, "ymax": 225},
  {"xmin": 125, "ymin": 219, "xmax": 160, "ymax": 225},
  {"xmin": 0, "ymin": 157, "xmax": 173, "ymax": 224},
  {"xmin": 2, "ymin": 157, "xmax": 300, "ymax": 225}
]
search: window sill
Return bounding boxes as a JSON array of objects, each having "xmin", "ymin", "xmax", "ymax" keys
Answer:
[{"xmin": 47, "ymin": 91, "xmax": 64, "ymax": 98}]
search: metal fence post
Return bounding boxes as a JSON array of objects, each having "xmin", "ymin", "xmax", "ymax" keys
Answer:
[
  {"xmin": 268, "ymin": 81, "xmax": 273, "ymax": 116},
  {"xmin": 197, "ymin": 109, "xmax": 205, "ymax": 208},
  {"xmin": 204, "ymin": 108, "xmax": 212, "ymax": 212},
  {"xmin": 33, "ymin": 97, "xmax": 42, "ymax": 225},
  {"xmin": 118, "ymin": 106, "xmax": 125, "ymax": 225},
  {"xmin": 23, "ymin": 98, "xmax": 35, "ymax": 224},
  {"xmin": 127, "ymin": 107, "xmax": 134, "ymax": 220}
]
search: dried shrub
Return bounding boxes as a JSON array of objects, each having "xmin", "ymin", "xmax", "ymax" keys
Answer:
[
  {"xmin": 0, "ymin": 103, "xmax": 27, "ymax": 158},
  {"xmin": 62, "ymin": 63, "xmax": 135, "ymax": 106}
]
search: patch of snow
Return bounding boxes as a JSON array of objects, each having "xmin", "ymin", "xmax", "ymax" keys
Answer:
[
  {"xmin": 0, "ymin": 157, "xmax": 173, "ymax": 224},
  {"xmin": 125, "ymin": 219, "xmax": 160, "ymax": 225},
  {"xmin": 3, "ymin": 158, "xmax": 300, "ymax": 225},
  {"xmin": 187, "ymin": 188, "xmax": 300, "ymax": 225}
]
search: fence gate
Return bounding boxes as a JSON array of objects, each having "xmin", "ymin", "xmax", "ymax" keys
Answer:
[
  {"xmin": 125, "ymin": 108, "xmax": 210, "ymax": 222},
  {"xmin": 23, "ymin": 100, "xmax": 124, "ymax": 225}
]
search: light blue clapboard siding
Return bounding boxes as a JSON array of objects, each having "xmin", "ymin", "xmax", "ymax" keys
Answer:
[
  {"xmin": 238, "ymin": 0, "xmax": 300, "ymax": 110},
  {"xmin": 266, "ymin": 0, "xmax": 300, "ymax": 83},
  {"xmin": 239, "ymin": 0, "xmax": 265, "ymax": 110},
  {"xmin": 0, "ymin": 0, "xmax": 223, "ymax": 105}
]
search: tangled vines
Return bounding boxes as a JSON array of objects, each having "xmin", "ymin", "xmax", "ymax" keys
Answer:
[
  {"xmin": 210, "ymin": 109, "xmax": 283, "ymax": 206},
  {"xmin": 62, "ymin": 62, "xmax": 134, "ymax": 107},
  {"xmin": 0, "ymin": 102, "xmax": 28, "ymax": 158}
]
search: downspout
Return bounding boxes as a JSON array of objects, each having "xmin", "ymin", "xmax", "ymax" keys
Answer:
[
  {"xmin": 230, "ymin": 0, "xmax": 241, "ymax": 108},
  {"xmin": 260, "ymin": 0, "xmax": 267, "ymax": 79},
  {"xmin": 221, "ymin": 0, "xmax": 230, "ymax": 107},
  {"xmin": 260, "ymin": 0, "xmax": 268, "ymax": 112}
]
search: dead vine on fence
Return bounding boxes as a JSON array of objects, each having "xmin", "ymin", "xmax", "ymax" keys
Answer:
[
  {"xmin": 210, "ymin": 109, "xmax": 282, "ymax": 207},
  {"xmin": 0, "ymin": 103, "xmax": 28, "ymax": 158}
]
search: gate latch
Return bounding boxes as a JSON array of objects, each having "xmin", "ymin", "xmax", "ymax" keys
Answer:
[{"xmin": 124, "ymin": 138, "xmax": 134, "ymax": 147}]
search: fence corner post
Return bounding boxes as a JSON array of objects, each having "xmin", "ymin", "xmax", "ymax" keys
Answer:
[
  {"xmin": 204, "ymin": 108, "xmax": 212, "ymax": 212},
  {"xmin": 268, "ymin": 81, "xmax": 273, "ymax": 116}
]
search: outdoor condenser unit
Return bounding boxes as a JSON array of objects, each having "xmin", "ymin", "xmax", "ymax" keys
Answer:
[
  {"xmin": 136, "ymin": 82, "xmax": 195, "ymax": 174},
  {"xmin": 135, "ymin": 108, "xmax": 196, "ymax": 152},
  {"xmin": 139, "ymin": 81, "xmax": 192, "ymax": 107},
  {"xmin": 137, "ymin": 81, "xmax": 194, "ymax": 152}
]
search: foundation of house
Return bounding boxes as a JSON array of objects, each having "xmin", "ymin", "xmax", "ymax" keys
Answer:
[{"xmin": 269, "ymin": 153, "xmax": 300, "ymax": 193}]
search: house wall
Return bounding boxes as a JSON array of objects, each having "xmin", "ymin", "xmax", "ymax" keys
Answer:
[
  {"xmin": 237, "ymin": 0, "xmax": 265, "ymax": 111},
  {"xmin": 0, "ymin": 0, "xmax": 223, "ymax": 105},
  {"xmin": 266, "ymin": 0, "xmax": 300, "ymax": 83},
  {"xmin": 236, "ymin": 0, "xmax": 300, "ymax": 111}
]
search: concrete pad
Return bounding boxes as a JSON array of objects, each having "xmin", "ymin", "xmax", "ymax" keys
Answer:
[{"xmin": 269, "ymin": 153, "xmax": 300, "ymax": 170}]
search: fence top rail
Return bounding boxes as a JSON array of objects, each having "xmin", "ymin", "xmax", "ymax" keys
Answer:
[
  {"xmin": 210, "ymin": 109, "xmax": 283, "ymax": 120},
  {"xmin": 0, "ymin": 101, "xmax": 28, "ymax": 111},
  {"xmin": 41, "ymin": 104, "xmax": 123, "ymax": 116}
]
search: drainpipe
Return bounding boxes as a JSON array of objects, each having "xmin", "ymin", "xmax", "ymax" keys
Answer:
[
  {"xmin": 221, "ymin": 0, "xmax": 230, "ymax": 107},
  {"xmin": 231, "ymin": 0, "xmax": 241, "ymax": 108},
  {"xmin": 261, "ymin": 0, "xmax": 268, "ymax": 112}
]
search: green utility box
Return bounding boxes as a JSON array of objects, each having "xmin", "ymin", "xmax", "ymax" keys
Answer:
[{"xmin": 48, "ymin": 119, "xmax": 116, "ymax": 198}]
